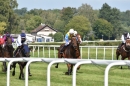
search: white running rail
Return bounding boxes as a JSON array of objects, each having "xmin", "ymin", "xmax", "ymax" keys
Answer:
[
  {"xmin": 1, "ymin": 58, "xmax": 130, "ymax": 86},
  {"xmin": 27, "ymin": 45, "xmax": 118, "ymax": 60}
]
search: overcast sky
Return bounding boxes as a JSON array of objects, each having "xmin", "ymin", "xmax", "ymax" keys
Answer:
[{"xmin": 17, "ymin": 0, "xmax": 130, "ymax": 12}]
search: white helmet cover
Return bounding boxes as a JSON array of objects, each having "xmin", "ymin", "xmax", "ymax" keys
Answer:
[
  {"xmin": 69, "ymin": 29, "xmax": 74, "ymax": 34},
  {"xmin": 74, "ymin": 31, "xmax": 77, "ymax": 35}
]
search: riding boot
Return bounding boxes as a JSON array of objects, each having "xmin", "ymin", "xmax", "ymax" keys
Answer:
[
  {"xmin": 118, "ymin": 43, "xmax": 124, "ymax": 50},
  {"xmin": 60, "ymin": 45, "xmax": 66, "ymax": 54}
]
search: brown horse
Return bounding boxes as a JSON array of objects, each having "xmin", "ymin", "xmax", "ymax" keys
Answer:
[
  {"xmin": 55, "ymin": 35, "xmax": 81, "ymax": 75},
  {"xmin": 2, "ymin": 37, "xmax": 14, "ymax": 72},
  {"xmin": 76, "ymin": 34, "xmax": 82, "ymax": 45},
  {"xmin": 116, "ymin": 39, "xmax": 130, "ymax": 69},
  {"xmin": 12, "ymin": 44, "xmax": 31, "ymax": 79}
]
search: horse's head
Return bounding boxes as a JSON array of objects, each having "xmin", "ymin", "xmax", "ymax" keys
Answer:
[
  {"xmin": 6, "ymin": 37, "xmax": 12, "ymax": 46},
  {"xmin": 70, "ymin": 36, "xmax": 79, "ymax": 50},
  {"xmin": 125, "ymin": 39, "xmax": 130, "ymax": 50},
  {"xmin": 4, "ymin": 37, "xmax": 14, "ymax": 57},
  {"xmin": 76, "ymin": 34, "xmax": 82, "ymax": 44}
]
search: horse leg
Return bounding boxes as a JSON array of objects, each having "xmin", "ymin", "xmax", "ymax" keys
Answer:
[
  {"xmin": 19, "ymin": 64, "xmax": 24, "ymax": 79},
  {"xmin": 116, "ymin": 50, "xmax": 120, "ymax": 60},
  {"xmin": 70, "ymin": 64, "xmax": 73, "ymax": 74},
  {"xmin": 28, "ymin": 65, "xmax": 32, "ymax": 76},
  {"xmin": 2, "ymin": 62, "xmax": 7, "ymax": 72},
  {"xmin": 12, "ymin": 62, "xmax": 16, "ymax": 76},
  {"xmin": 55, "ymin": 63, "xmax": 59, "ymax": 68},
  {"xmin": 121, "ymin": 57, "xmax": 125, "ymax": 69},
  {"xmin": 128, "ymin": 57, "xmax": 130, "ymax": 69},
  {"xmin": 65, "ymin": 63, "xmax": 71, "ymax": 75},
  {"xmin": 77, "ymin": 56, "xmax": 81, "ymax": 70},
  {"xmin": 55, "ymin": 52, "xmax": 63, "ymax": 68}
]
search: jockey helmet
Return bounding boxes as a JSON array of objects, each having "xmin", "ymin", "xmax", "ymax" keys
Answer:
[
  {"xmin": 74, "ymin": 31, "xmax": 77, "ymax": 35},
  {"xmin": 21, "ymin": 33, "xmax": 26, "ymax": 38},
  {"xmin": 6, "ymin": 32, "xmax": 10, "ymax": 37},
  {"xmin": 69, "ymin": 29, "xmax": 74, "ymax": 34}
]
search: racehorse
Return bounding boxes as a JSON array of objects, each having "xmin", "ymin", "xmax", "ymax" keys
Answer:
[
  {"xmin": 55, "ymin": 35, "xmax": 81, "ymax": 75},
  {"xmin": 12, "ymin": 44, "xmax": 31, "ymax": 79},
  {"xmin": 2, "ymin": 37, "xmax": 14, "ymax": 72},
  {"xmin": 116, "ymin": 38, "xmax": 130, "ymax": 69}
]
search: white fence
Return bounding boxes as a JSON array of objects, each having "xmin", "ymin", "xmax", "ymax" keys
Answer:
[
  {"xmin": 1, "ymin": 58, "xmax": 130, "ymax": 86},
  {"xmin": 26, "ymin": 45, "xmax": 118, "ymax": 60}
]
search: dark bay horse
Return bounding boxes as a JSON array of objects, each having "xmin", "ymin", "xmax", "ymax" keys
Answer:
[
  {"xmin": 12, "ymin": 44, "xmax": 31, "ymax": 79},
  {"xmin": 2, "ymin": 37, "xmax": 14, "ymax": 72},
  {"xmin": 55, "ymin": 35, "xmax": 81, "ymax": 75},
  {"xmin": 116, "ymin": 39, "xmax": 130, "ymax": 69}
]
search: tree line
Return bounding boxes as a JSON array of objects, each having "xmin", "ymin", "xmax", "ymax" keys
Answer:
[{"xmin": 0, "ymin": 0, "xmax": 130, "ymax": 41}]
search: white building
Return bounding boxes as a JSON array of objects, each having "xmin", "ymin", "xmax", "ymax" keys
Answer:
[{"xmin": 31, "ymin": 23, "xmax": 57, "ymax": 42}]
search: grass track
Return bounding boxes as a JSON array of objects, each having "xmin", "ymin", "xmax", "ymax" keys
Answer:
[{"xmin": 0, "ymin": 62, "xmax": 130, "ymax": 86}]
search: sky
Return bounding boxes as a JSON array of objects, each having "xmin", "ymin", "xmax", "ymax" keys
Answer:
[{"xmin": 17, "ymin": 0, "xmax": 130, "ymax": 12}]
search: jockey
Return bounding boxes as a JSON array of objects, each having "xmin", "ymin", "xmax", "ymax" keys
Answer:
[
  {"xmin": 0, "ymin": 37, "xmax": 4, "ymax": 47},
  {"xmin": 118, "ymin": 32, "xmax": 130, "ymax": 49},
  {"xmin": 60, "ymin": 29, "xmax": 75, "ymax": 53},
  {"xmin": 15, "ymin": 32, "xmax": 30, "ymax": 57},
  {"xmin": 3, "ymin": 32, "xmax": 14, "ymax": 47},
  {"xmin": 74, "ymin": 31, "xmax": 77, "ymax": 36}
]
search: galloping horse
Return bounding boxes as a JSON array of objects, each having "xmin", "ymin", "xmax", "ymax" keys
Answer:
[
  {"xmin": 12, "ymin": 44, "xmax": 31, "ymax": 79},
  {"xmin": 55, "ymin": 35, "xmax": 81, "ymax": 75},
  {"xmin": 2, "ymin": 36, "xmax": 14, "ymax": 72},
  {"xmin": 116, "ymin": 38, "xmax": 130, "ymax": 69}
]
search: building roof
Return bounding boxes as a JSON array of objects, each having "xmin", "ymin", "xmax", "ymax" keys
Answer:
[{"xmin": 31, "ymin": 24, "xmax": 58, "ymax": 33}]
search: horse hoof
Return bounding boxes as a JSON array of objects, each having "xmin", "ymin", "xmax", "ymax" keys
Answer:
[
  {"xmin": 65, "ymin": 72, "xmax": 71, "ymax": 75},
  {"xmin": 65, "ymin": 72, "xmax": 69, "ymax": 75},
  {"xmin": 77, "ymin": 67, "xmax": 80, "ymax": 70},
  {"xmin": 55, "ymin": 66, "xmax": 58, "ymax": 68},
  {"xmin": 19, "ymin": 78, "xmax": 25, "ymax": 80},
  {"xmin": 29, "ymin": 73, "xmax": 32, "ymax": 76}
]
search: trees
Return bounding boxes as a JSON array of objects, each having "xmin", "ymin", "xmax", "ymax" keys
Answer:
[
  {"xmin": 14, "ymin": 7, "xmax": 28, "ymax": 16},
  {"xmin": 26, "ymin": 15, "xmax": 43, "ymax": 33},
  {"xmin": 93, "ymin": 19, "xmax": 113, "ymax": 40},
  {"xmin": 61, "ymin": 7, "xmax": 76, "ymax": 24},
  {"xmin": 54, "ymin": 32, "xmax": 63, "ymax": 42},
  {"xmin": 99, "ymin": 3, "xmax": 122, "ymax": 39},
  {"xmin": 0, "ymin": 22, "xmax": 7, "ymax": 34},
  {"xmin": 77, "ymin": 3, "xmax": 97, "ymax": 25},
  {"xmin": 65, "ymin": 15, "xmax": 92, "ymax": 37},
  {"xmin": 0, "ymin": 0, "xmax": 18, "ymax": 33}
]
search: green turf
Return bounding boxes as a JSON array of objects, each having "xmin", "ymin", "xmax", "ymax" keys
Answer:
[{"xmin": 0, "ymin": 62, "xmax": 130, "ymax": 86}]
